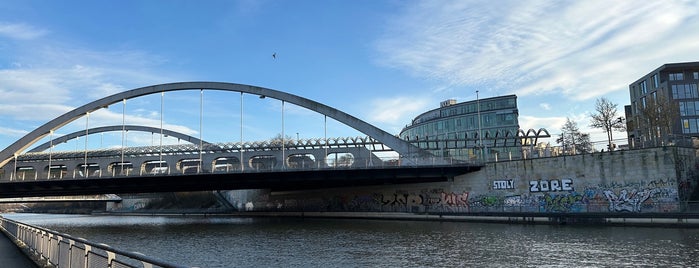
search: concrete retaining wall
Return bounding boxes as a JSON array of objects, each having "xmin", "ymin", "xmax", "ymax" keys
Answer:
[{"xmin": 230, "ymin": 147, "xmax": 699, "ymax": 214}]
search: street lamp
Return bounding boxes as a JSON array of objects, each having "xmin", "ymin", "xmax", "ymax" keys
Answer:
[{"xmin": 476, "ymin": 90, "xmax": 484, "ymax": 161}]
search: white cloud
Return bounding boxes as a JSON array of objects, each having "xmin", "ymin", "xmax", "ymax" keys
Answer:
[
  {"xmin": 376, "ymin": 0, "xmax": 699, "ymax": 101},
  {"xmin": 0, "ymin": 127, "xmax": 28, "ymax": 138},
  {"xmin": 519, "ymin": 115, "xmax": 566, "ymax": 134},
  {"xmin": 367, "ymin": 96, "xmax": 432, "ymax": 133},
  {"xmin": 539, "ymin": 103, "xmax": 551, "ymax": 110},
  {"xmin": 0, "ymin": 22, "xmax": 47, "ymax": 40},
  {"xmin": 0, "ymin": 31, "xmax": 185, "ymax": 149}
]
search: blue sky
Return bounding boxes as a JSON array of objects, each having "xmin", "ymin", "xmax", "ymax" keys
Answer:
[{"xmin": 1, "ymin": 0, "xmax": 699, "ymax": 152}]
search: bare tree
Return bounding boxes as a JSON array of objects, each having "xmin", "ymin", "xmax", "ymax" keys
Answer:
[
  {"xmin": 557, "ymin": 117, "xmax": 593, "ymax": 154},
  {"xmin": 637, "ymin": 94, "xmax": 679, "ymax": 146},
  {"xmin": 589, "ymin": 97, "xmax": 625, "ymax": 150}
]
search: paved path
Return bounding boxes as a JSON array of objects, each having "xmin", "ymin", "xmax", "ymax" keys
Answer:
[{"xmin": 0, "ymin": 231, "xmax": 37, "ymax": 268}]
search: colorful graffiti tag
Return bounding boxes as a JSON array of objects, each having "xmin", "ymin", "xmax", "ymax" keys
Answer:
[
  {"xmin": 602, "ymin": 189, "xmax": 653, "ymax": 212},
  {"xmin": 267, "ymin": 177, "xmax": 681, "ymax": 214}
]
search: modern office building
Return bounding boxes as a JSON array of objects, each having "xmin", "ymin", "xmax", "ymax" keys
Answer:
[
  {"xmin": 626, "ymin": 61, "xmax": 699, "ymax": 147},
  {"xmin": 399, "ymin": 95, "xmax": 521, "ymax": 161}
]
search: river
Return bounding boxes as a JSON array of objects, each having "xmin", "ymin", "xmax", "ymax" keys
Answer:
[{"xmin": 2, "ymin": 213, "xmax": 699, "ymax": 267}]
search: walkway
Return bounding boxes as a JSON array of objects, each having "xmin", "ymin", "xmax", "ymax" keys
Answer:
[{"xmin": 0, "ymin": 231, "xmax": 37, "ymax": 267}]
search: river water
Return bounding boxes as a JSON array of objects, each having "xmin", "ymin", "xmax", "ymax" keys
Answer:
[{"xmin": 3, "ymin": 213, "xmax": 699, "ymax": 267}]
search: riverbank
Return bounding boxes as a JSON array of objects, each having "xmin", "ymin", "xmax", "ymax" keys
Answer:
[{"xmin": 98, "ymin": 210, "xmax": 699, "ymax": 227}]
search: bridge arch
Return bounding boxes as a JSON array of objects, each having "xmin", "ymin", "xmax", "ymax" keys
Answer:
[
  {"xmin": 28, "ymin": 125, "xmax": 213, "ymax": 153},
  {"xmin": 0, "ymin": 82, "xmax": 429, "ymax": 167}
]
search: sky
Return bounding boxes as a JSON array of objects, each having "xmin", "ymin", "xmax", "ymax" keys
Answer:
[{"xmin": 1, "ymin": 0, "xmax": 698, "ymax": 152}]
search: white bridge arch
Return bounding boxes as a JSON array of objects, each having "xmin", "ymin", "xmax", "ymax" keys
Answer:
[{"xmin": 0, "ymin": 82, "xmax": 431, "ymax": 167}]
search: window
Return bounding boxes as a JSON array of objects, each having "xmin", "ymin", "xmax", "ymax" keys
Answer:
[
  {"xmin": 683, "ymin": 118, "xmax": 699, "ymax": 134},
  {"xmin": 670, "ymin": 72, "xmax": 684, "ymax": 81},
  {"xmin": 671, "ymin": 84, "xmax": 699, "ymax": 99},
  {"xmin": 651, "ymin": 91, "xmax": 657, "ymax": 101},
  {"xmin": 694, "ymin": 72, "xmax": 699, "ymax": 80},
  {"xmin": 652, "ymin": 74, "xmax": 660, "ymax": 88},
  {"xmin": 639, "ymin": 81, "xmax": 647, "ymax": 94},
  {"xmin": 641, "ymin": 97, "xmax": 647, "ymax": 108},
  {"xmin": 680, "ymin": 101, "xmax": 699, "ymax": 116}
]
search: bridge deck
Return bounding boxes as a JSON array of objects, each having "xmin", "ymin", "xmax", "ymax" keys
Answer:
[{"xmin": 0, "ymin": 164, "xmax": 482, "ymax": 198}]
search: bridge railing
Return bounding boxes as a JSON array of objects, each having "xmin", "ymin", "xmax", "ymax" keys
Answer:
[
  {"xmin": 3, "ymin": 155, "xmax": 476, "ymax": 182},
  {"xmin": 0, "ymin": 216, "xmax": 189, "ymax": 268}
]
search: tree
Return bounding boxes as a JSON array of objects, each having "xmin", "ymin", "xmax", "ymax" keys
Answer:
[
  {"xmin": 557, "ymin": 117, "xmax": 593, "ymax": 154},
  {"xmin": 636, "ymin": 94, "xmax": 679, "ymax": 146},
  {"xmin": 589, "ymin": 97, "xmax": 625, "ymax": 150}
]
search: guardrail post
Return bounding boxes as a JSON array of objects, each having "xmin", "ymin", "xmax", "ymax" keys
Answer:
[
  {"xmin": 107, "ymin": 251, "xmax": 116, "ymax": 268},
  {"xmin": 84, "ymin": 244, "xmax": 92, "ymax": 268}
]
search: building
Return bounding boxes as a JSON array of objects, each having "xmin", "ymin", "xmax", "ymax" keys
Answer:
[
  {"xmin": 626, "ymin": 61, "xmax": 699, "ymax": 148},
  {"xmin": 399, "ymin": 95, "xmax": 521, "ymax": 161}
]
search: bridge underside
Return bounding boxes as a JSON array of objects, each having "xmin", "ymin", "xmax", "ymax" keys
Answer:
[{"xmin": 0, "ymin": 165, "xmax": 481, "ymax": 198}]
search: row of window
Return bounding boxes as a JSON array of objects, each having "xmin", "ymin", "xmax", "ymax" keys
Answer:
[
  {"xmin": 671, "ymin": 84, "xmax": 699, "ymax": 99},
  {"xmin": 669, "ymin": 72, "xmax": 699, "ymax": 81},
  {"xmin": 412, "ymin": 96, "xmax": 517, "ymax": 125},
  {"xmin": 437, "ymin": 98, "xmax": 516, "ymax": 119},
  {"xmin": 638, "ymin": 72, "xmax": 698, "ymax": 97},
  {"xmin": 679, "ymin": 101, "xmax": 699, "ymax": 116},
  {"xmin": 401, "ymin": 112, "xmax": 518, "ymax": 141},
  {"xmin": 404, "ymin": 126, "xmax": 520, "ymax": 142}
]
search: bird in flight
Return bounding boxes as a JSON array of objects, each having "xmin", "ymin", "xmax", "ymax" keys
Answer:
[{"xmin": 272, "ymin": 53, "xmax": 276, "ymax": 59}]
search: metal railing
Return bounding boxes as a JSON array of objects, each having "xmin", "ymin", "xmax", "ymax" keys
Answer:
[
  {"xmin": 0, "ymin": 216, "xmax": 189, "ymax": 268},
  {"xmin": 2, "ymin": 155, "xmax": 474, "ymax": 182}
]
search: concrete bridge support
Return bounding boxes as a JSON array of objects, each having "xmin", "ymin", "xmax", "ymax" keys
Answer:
[{"xmin": 243, "ymin": 147, "xmax": 699, "ymax": 214}]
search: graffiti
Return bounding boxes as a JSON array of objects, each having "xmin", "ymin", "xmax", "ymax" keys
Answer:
[
  {"xmin": 503, "ymin": 196, "xmax": 522, "ymax": 206},
  {"xmin": 530, "ymin": 179, "xmax": 573, "ymax": 192},
  {"xmin": 647, "ymin": 179, "xmax": 674, "ymax": 188},
  {"xmin": 493, "ymin": 179, "xmax": 515, "ymax": 190},
  {"xmin": 598, "ymin": 178, "xmax": 676, "ymax": 189},
  {"xmin": 503, "ymin": 195, "xmax": 540, "ymax": 208},
  {"xmin": 469, "ymin": 195, "xmax": 501, "ymax": 208},
  {"xmin": 407, "ymin": 194, "xmax": 424, "ymax": 206},
  {"xmin": 603, "ymin": 189, "xmax": 654, "ymax": 212},
  {"xmin": 441, "ymin": 192, "xmax": 469, "ymax": 206},
  {"xmin": 379, "ymin": 193, "xmax": 408, "ymax": 207},
  {"xmin": 258, "ymin": 173, "xmax": 684, "ymax": 214},
  {"xmin": 422, "ymin": 193, "xmax": 443, "ymax": 206},
  {"xmin": 132, "ymin": 201, "xmax": 145, "ymax": 210},
  {"xmin": 346, "ymin": 195, "xmax": 377, "ymax": 211},
  {"xmin": 543, "ymin": 193, "xmax": 584, "ymax": 212}
]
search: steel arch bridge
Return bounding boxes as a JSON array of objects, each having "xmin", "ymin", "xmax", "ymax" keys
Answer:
[
  {"xmin": 0, "ymin": 81, "xmax": 432, "ymax": 168},
  {"xmin": 28, "ymin": 125, "xmax": 214, "ymax": 153}
]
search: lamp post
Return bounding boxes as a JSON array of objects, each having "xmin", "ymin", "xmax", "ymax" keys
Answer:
[{"xmin": 477, "ymin": 90, "xmax": 484, "ymax": 161}]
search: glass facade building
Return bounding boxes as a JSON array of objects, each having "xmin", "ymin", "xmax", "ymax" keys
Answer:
[
  {"xmin": 399, "ymin": 95, "xmax": 521, "ymax": 161},
  {"xmin": 626, "ymin": 62, "xmax": 699, "ymax": 147}
]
